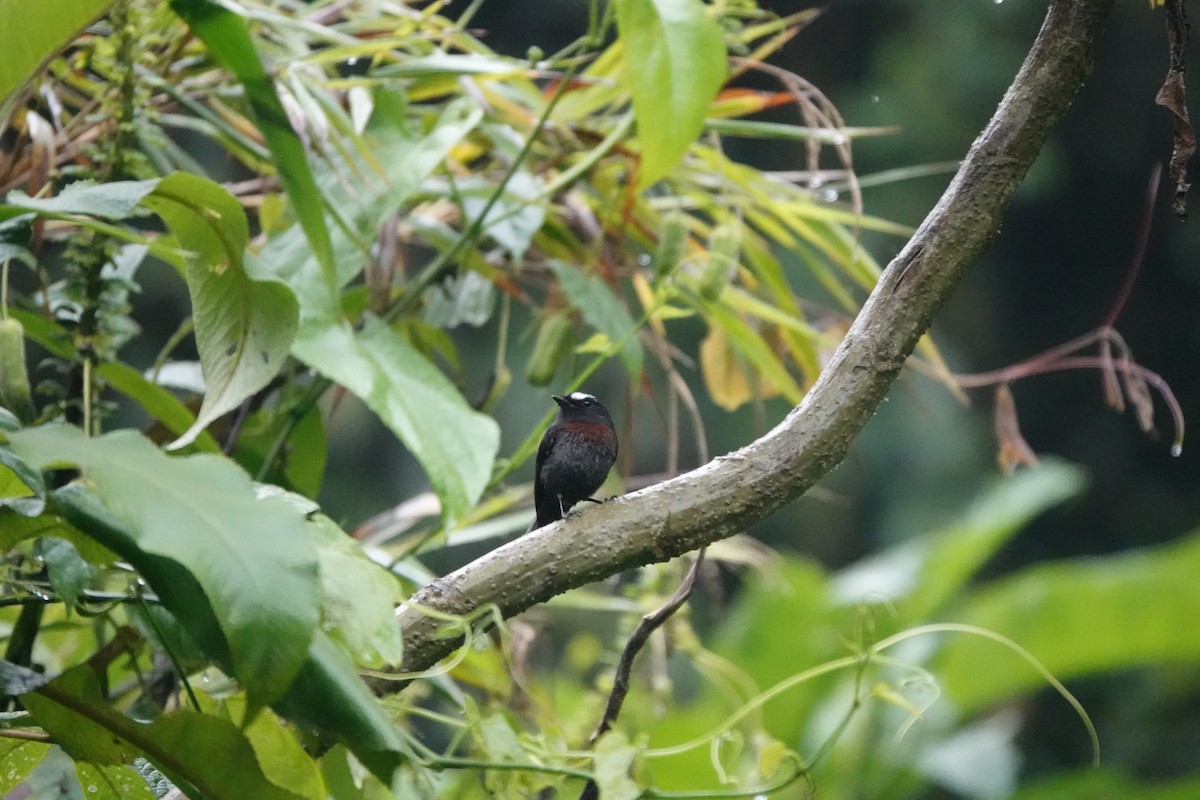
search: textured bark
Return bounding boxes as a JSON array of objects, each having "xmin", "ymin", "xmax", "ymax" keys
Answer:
[{"xmin": 374, "ymin": 0, "xmax": 1116, "ymax": 690}]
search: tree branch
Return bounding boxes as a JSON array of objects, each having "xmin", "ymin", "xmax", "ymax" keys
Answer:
[{"xmin": 373, "ymin": 0, "xmax": 1115, "ymax": 690}]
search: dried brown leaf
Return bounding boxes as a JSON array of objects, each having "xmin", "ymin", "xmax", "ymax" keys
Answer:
[
  {"xmin": 994, "ymin": 384, "xmax": 1039, "ymax": 475},
  {"xmin": 1099, "ymin": 337, "xmax": 1125, "ymax": 412},
  {"xmin": 1156, "ymin": 0, "xmax": 1193, "ymax": 220},
  {"xmin": 1119, "ymin": 358, "xmax": 1157, "ymax": 433}
]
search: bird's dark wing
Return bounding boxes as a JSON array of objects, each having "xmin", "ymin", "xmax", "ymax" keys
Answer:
[{"xmin": 531, "ymin": 424, "xmax": 562, "ymax": 528}]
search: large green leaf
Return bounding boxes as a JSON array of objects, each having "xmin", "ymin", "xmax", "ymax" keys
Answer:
[
  {"xmin": 20, "ymin": 664, "xmax": 310, "ymax": 800},
  {"xmin": 275, "ymin": 632, "xmax": 412, "ymax": 782},
  {"xmin": 306, "ymin": 513, "xmax": 405, "ymax": 667},
  {"xmin": 6, "ymin": 426, "xmax": 320, "ymax": 707},
  {"xmin": 614, "ymin": 0, "xmax": 726, "ymax": 188},
  {"xmin": 140, "ymin": 173, "xmax": 298, "ymax": 450},
  {"xmin": 292, "ymin": 317, "xmax": 499, "ymax": 526},
  {"xmin": 6, "ymin": 174, "xmax": 296, "ymax": 452},
  {"xmin": 169, "ymin": 0, "xmax": 338, "ymax": 293},
  {"xmin": 934, "ymin": 527, "xmax": 1200, "ymax": 714},
  {"xmin": 0, "ymin": 0, "xmax": 113, "ymax": 114}
]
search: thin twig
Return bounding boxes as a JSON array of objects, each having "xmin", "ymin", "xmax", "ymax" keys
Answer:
[
  {"xmin": 1103, "ymin": 164, "xmax": 1161, "ymax": 327},
  {"xmin": 578, "ymin": 549, "xmax": 707, "ymax": 800},
  {"xmin": 590, "ymin": 549, "xmax": 708, "ymax": 745}
]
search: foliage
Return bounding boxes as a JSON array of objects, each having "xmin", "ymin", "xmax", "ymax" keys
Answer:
[{"xmin": 0, "ymin": 0, "xmax": 1194, "ymax": 798}]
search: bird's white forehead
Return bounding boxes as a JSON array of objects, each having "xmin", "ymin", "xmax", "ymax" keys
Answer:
[{"xmin": 567, "ymin": 392, "xmax": 595, "ymax": 402}]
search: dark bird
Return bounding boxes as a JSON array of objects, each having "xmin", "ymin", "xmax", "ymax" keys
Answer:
[{"xmin": 529, "ymin": 392, "xmax": 618, "ymax": 531}]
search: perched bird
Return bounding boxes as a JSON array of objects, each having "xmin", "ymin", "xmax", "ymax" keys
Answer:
[{"xmin": 529, "ymin": 392, "xmax": 618, "ymax": 531}]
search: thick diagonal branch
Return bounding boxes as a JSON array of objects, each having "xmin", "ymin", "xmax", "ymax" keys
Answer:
[{"xmin": 374, "ymin": 0, "xmax": 1115, "ymax": 691}]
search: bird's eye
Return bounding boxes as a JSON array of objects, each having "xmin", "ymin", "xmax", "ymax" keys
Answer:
[{"xmin": 582, "ymin": 398, "xmax": 593, "ymax": 406}]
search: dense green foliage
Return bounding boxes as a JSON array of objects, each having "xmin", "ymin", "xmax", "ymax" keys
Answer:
[{"xmin": 0, "ymin": 1, "xmax": 1196, "ymax": 798}]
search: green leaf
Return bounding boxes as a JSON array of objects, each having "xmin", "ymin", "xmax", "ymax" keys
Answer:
[
  {"xmin": 73, "ymin": 762, "xmax": 158, "ymax": 800},
  {"xmin": 7, "ymin": 426, "xmax": 320, "ymax": 707},
  {"xmin": 22, "ymin": 665, "xmax": 310, "ymax": 800},
  {"xmin": 0, "ymin": 510, "xmax": 115, "ymax": 564},
  {"xmin": 615, "ymin": 0, "xmax": 725, "ymax": 188},
  {"xmin": 292, "ymin": 317, "xmax": 499, "ymax": 526},
  {"xmin": 275, "ymin": 632, "xmax": 411, "ymax": 783},
  {"xmin": 4, "ymin": 179, "xmax": 160, "ymax": 218},
  {"xmin": 458, "ymin": 168, "xmax": 545, "ymax": 260},
  {"xmin": 40, "ymin": 537, "xmax": 93, "ymax": 612},
  {"xmin": 935, "ymin": 527, "xmax": 1200, "ymax": 714},
  {"xmin": 233, "ymin": 697, "xmax": 327, "ymax": 800},
  {"xmin": 307, "ymin": 514, "xmax": 404, "ymax": 667},
  {"xmin": 139, "ymin": 173, "xmax": 298, "ymax": 450},
  {"xmin": 0, "ymin": 0, "xmax": 113, "ymax": 114},
  {"xmin": 593, "ymin": 730, "xmax": 640, "ymax": 800},
  {"xmin": 0, "ymin": 406, "xmax": 20, "ymax": 432},
  {"xmin": 705, "ymin": 118, "xmax": 900, "ymax": 143},
  {"xmin": 0, "ymin": 739, "xmax": 49, "ymax": 795},
  {"xmin": 549, "ymin": 260, "xmax": 644, "ymax": 379},
  {"xmin": 0, "ymin": 444, "xmax": 45, "ymax": 516},
  {"xmin": 169, "ymin": 0, "xmax": 338, "ymax": 293},
  {"xmin": 96, "ymin": 362, "xmax": 220, "ymax": 453}
]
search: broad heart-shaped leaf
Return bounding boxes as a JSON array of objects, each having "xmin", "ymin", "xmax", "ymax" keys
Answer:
[
  {"xmin": 20, "ymin": 664, "xmax": 310, "ymax": 800},
  {"xmin": 6, "ymin": 426, "xmax": 319, "ymax": 707},
  {"xmin": 169, "ymin": 0, "xmax": 337, "ymax": 293},
  {"xmin": 549, "ymin": 260, "xmax": 644, "ymax": 379},
  {"xmin": 140, "ymin": 173, "xmax": 298, "ymax": 450},
  {"xmin": 292, "ymin": 316, "xmax": 499, "ymax": 526},
  {"xmin": 615, "ymin": 0, "xmax": 726, "ymax": 188}
]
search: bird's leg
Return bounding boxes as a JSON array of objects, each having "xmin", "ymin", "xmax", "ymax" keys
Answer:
[{"xmin": 557, "ymin": 495, "xmax": 568, "ymax": 520}]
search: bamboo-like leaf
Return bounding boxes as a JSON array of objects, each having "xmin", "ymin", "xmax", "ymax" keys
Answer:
[
  {"xmin": 550, "ymin": 260, "xmax": 644, "ymax": 379},
  {"xmin": 169, "ymin": 0, "xmax": 338, "ymax": 292}
]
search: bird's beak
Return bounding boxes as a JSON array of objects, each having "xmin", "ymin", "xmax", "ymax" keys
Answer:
[{"xmin": 551, "ymin": 395, "xmax": 568, "ymax": 408}]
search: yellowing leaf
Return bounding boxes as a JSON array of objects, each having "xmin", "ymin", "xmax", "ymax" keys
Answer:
[{"xmin": 700, "ymin": 325, "xmax": 753, "ymax": 411}]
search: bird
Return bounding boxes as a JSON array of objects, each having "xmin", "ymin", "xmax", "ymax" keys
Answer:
[{"xmin": 529, "ymin": 392, "xmax": 618, "ymax": 531}]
